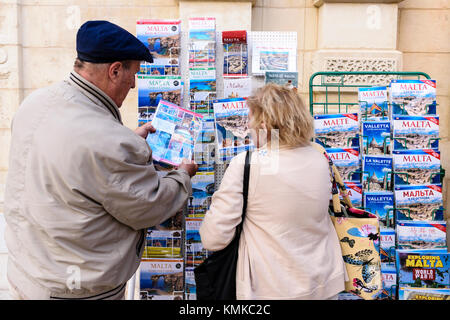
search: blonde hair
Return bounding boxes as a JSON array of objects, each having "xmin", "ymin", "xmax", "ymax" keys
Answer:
[{"xmin": 246, "ymin": 83, "xmax": 314, "ymax": 148}]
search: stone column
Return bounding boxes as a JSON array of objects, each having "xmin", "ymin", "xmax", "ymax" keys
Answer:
[{"xmin": 312, "ymin": 0, "xmax": 404, "ymax": 91}]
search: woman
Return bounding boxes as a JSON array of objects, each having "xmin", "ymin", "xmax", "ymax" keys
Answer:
[{"xmin": 199, "ymin": 83, "xmax": 346, "ymax": 300}]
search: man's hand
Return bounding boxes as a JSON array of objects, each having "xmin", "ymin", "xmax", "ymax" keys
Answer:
[
  {"xmin": 177, "ymin": 159, "xmax": 199, "ymax": 177},
  {"xmin": 135, "ymin": 122, "xmax": 156, "ymax": 139}
]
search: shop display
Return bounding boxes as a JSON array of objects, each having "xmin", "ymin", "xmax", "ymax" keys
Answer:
[{"xmin": 313, "ymin": 113, "xmax": 360, "ymax": 149}]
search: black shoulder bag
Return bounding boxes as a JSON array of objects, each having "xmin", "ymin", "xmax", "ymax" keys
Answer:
[{"xmin": 194, "ymin": 150, "xmax": 251, "ymax": 300}]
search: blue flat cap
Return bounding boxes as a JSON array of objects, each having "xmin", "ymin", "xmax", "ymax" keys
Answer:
[{"xmin": 77, "ymin": 20, "xmax": 153, "ymax": 63}]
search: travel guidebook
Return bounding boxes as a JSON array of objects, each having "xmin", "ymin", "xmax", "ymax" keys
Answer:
[
  {"xmin": 363, "ymin": 191, "xmax": 394, "ymax": 227},
  {"xmin": 149, "ymin": 209, "xmax": 183, "ymax": 232},
  {"xmin": 342, "ymin": 182, "xmax": 363, "ymax": 208},
  {"xmin": 185, "ymin": 218, "xmax": 211, "ymax": 269},
  {"xmin": 138, "ymin": 75, "xmax": 183, "ymax": 121},
  {"xmin": 396, "ymin": 249, "xmax": 450, "ymax": 289},
  {"xmin": 193, "ymin": 118, "xmax": 216, "ymax": 167},
  {"xmin": 189, "ymin": 41, "xmax": 216, "ymax": 68},
  {"xmin": 189, "ymin": 67, "xmax": 217, "ymax": 113},
  {"xmin": 380, "ymin": 264, "xmax": 397, "ymax": 300},
  {"xmin": 358, "ymin": 86, "xmax": 389, "ymax": 121},
  {"xmin": 188, "ymin": 17, "xmax": 216, "ymax": 42},
  {"xmin": 361, "ymin": 121, "xmax": 391, "ymax": 155},
  {"xmin": 187, "ymin": 171, "xmax": 214, "ymax": 217},
  {"xmin": 222, "ymin": 30, "xmax": 248, "ymax": 77},
  {"xmin": 325, "ymin": 147, "xmax": 361, "ymax": 182},
  {"xmin": 146, "ymin": 100, "xmax": 203, "ymax": 166},
  {"xmin": 136, "ymin": 20, "xmax": 181, "ymax": 75},
  {"xmin": 142, "ymin": 229, "xmax": 182, "ymax": 259},
  {"xmin": 380, "ymin": 227, "xmax": 396, "ymax": 264},
  {"xmin": 392, "ymin": 115, "xmax": 439, "ymax": 150},
  {"xmin": 392, "ymin": 149, "xmax": 441, "ymax": 186},
  {"xmin": 265, "ymin": 71, "xmax": 298, "ymax": 90},
  {"xmin": 396, "ymin": 221, "xmax": 447, "ymax": 250},
  {"xmin": 398, "ymin": 287, "xmax": 450, "ymax": 300},
  {"xmin": 394, "ymin": 184, "xmax": 444, "ymax": 221},
  {"xmin": 140, "ymin": 258, "xmax": 184, "ymax": 300},
  {"xmin": 362, "ymin": 156, "xmax": 393, "ymax": 192},
  {"xmin": 223, "ymin": 77, "xmax": 252, "ymax": 99},
  {"xmin": 213, "ymin": 98, "xmax": 254, "ymax": 161},
  {"xmin": 313, "ymin": 113, "xmax": 360, "ymax": 149},
  {"xmin": 390, "ymin": 79, "xmax": 437, "ymax": 116},
  {"xmin": 184, "ymin": 269, "xmax": 197, "ymax": 300}
]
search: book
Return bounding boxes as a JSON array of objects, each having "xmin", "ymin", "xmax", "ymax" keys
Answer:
[
  {"xmin": 390, "ymin": 79, "xmax": 437, "ymax": 116},
  {"xmin": 398, "ymin": 287, "xmax": 450, "ymax": 300},
  {"xmin": 380, "ymin": 263, "xmax": 397, "ymax": 300},
  {"xmin": 136, "ymin": 20, "xmax": 181, "ymax": 75},
  {"xmin": 394, "ymin": 184, "xmax": 444, "ymax": 221},
  {"xmin": 143, "ymin": 229, "xmax": 182, "ymax": 258},
  {"xmin": 138, "ymin": 75, "xmax": 183, "ymax": 121},
  {"xmin": 189, "ymin": 67, "xmax": 217, "ymax": 113},
  {"xmin": 342, "ymin": 182, "xmax": 363, "ymax": 208},
  {"xmin": 222, "ymin": 30, "xmax": 248, "ymax": 77},
  {"xmin": 392, "ymin": 149, "xmax": 441, "ymax": 186},
  {"xmin": 184, "ymin": 269, "xmax": 197, "ymax": 300},
  {"xmin": 364, "ymin": 192, "xmax": 394, "ymax": 227},
  {"xmin": 193, "ymin": 118, "xmax": 216, "ymax": 167},
  {"xmin": 253, "ymin": 46, "xmax": 297, "ymax": 74},
  {"xmin": 395, "ymin": 249, "xmax": 449, "ymax": 289},
  {"xmin": 358, "ymin": 86, "xmax": 389, "ymax": 121},
  {"xmin": 188, "ymin": 17, "xmax": 216, "ymax": 42},
  {"xmin": 213, "ymin": 98, "xmax": 254, "ymax": 162},
  {"xmin": 185, "ymin": 218, "xmax": 211, "ymax": 269},
  {"xmin": 313, "ymin": 113, "xmax": 360, "ymax": 149},
  {"xmin": 149, "ymin": 209, "xmax": 184, "ymax": 232},
  {"xmin": 265, "ymin": 71, "xmax": 298, "ymax": 89},
  {"xmin": 223, "ymin": 77, "xmax": 252, "ymax": 99},
  {"xmin": 380, "ymin": 227, "xmax": 396, "ymax": 264},
  {"xmin": 362, "ymin": 156, "xmax": 392, "ymax": 192},
  {"xmin": 361, "ymin": 121, "xmax": 391, "ymax": 155},
  {"xmin": 146, "ymin": 100, "xmax": 203, "ymax": 166},
  {"xmin": 189, "ymin": 41, "xmax": 216, "ymax": 68},
  {"xmin": 187, "ymin": 171, "xmax": 215, "ymax": 217},
  {"xmin": 326, "ymin": 147, "xmax": 361, "ymax": 183},
  {"xmin": 392, "ymin": 115, "xmax": 439, "ymax": 150},
  {"xmin": 140, "ymin": 258, "xmax": 184, "ymax": 300},
  {"xmin": 396, "ymin": 220, "xmax": 447, "ymax": 249}
]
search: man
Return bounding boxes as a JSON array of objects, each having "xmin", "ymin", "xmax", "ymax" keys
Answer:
[{"xmin": 4, "ymin": 20, "xmax": 198, "ymax": 300}]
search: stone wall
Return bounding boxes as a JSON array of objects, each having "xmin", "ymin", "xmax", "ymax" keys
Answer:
[{"xmin": 0, "ymin": 0, "xmax": 448, "ymax": 299}]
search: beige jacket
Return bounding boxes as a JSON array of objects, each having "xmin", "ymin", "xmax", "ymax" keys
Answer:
[
  {"xmin": 200, "ymin": 145, "xmax": 346, "ymax": 300},
  {"xmin": 4, "ymin": 71, "xmax": 192, "ymax": 299}
]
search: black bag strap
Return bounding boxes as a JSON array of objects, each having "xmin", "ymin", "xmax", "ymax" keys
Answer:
[{"xmin": 236, "ymin": 150, "xmax": 251, "ymax": 235}]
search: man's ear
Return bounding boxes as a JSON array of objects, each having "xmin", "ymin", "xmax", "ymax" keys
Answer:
[{"xmin": 108, "ymin": 61, "xmax": 123, "ymax": 82}]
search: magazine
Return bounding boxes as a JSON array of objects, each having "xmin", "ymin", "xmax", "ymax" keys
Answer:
[
  {"xmin": 326, "ymin": 148, "xmax": 361, "ymax": 182},
  {"xmin": 363, "ymin": 192, "xmax": 394, "ymax": 227},
  {"xmin": 342, "ymin": 182, "xmax": 363, "ymax": 208},
  {"xmin": 362, "ymin": 156, "xmax": 392, "ymax": 192},
  {"xmin": 358, "ymin": 86, "xmax": 389, "ymax": 121},
  {"xmin": 396, "ymin": 220, "xmax": 447, "ymax": 249},
  {"xmin": 361, "ymin": 121, "xmax": 391, "ymax": 155},
  {"xmin": 395, "ymin": 249, "xmax": 449, "ymax": 289},
  {"xmin": 380, "ymin": 227, "xmax": 396, "ymax": 264},
  {"xmin": 394, "ymin": 184, "xmax": 444, "ymax": 221},
  {"xmin": 392, "ymin": 149, "xmax": 441, "ymax": 186},
  {"xmin": 398, "ymin": 287, "xmax": 450, "ymax": 300},
  {"xmin": 213, "ymin": 98, "xmax": 254, "ymax": 162},
  {"xmin": 223, "ymin": 77, "xmax": 252, "ymax": 99},
  {"xmin": 392, "ymin": 115, "xmax": 439, "ymax": 150},
  {"xmin": 189, "ymin": 41, "xmax": 216, "ymax": 68},
  {"xmin": 313, "ymin": 113, "xmax": 360, "ymax": 149},
  {"xmin": 380, "ymin": 263, "xmax": 397, "ymax": 300},
  {"xmin": 140, "ymin": 258, "xmax": 184, "ymax": 300},
  {"xmin": 146, "ymin": 100, "xmax": 203, "ymax": 166},
  {"xmin": 143, "ymin": 229, "xmax": 182, "ymax": 258},
  {"xmin": 390, "ymin": 79, "xmax": 437, "ymax": 116},
  {"xmin": 136, "ymin": 20, "xmax": 181, "ymax": 75},
  {"xmin": 252, "ymin": 46, "xmax": 297, "ymax": 74},
  {"xmin": 187, "ymin": 171, "xmax": 214, "ymax": 217},
  {"xmin": 138, "ymin": 75, "xmax": 183, "ymax": 122},
  {"xmin": 222, "ymin": 30, "xmax": 248, "ymax": 77},
  {"xmin": 265, "ymin": 71, "xmax": 298, "ymax": 89}
]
